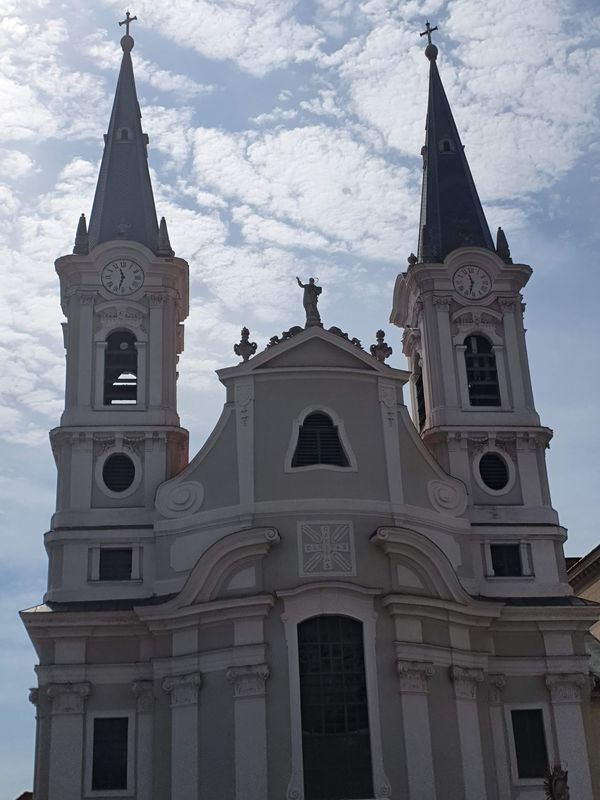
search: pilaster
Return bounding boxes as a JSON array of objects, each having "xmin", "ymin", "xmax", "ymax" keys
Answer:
[
  {"xmin": 546, "ymin": 673, "xmax": 594, "ymax": 799},
  {"xmin": 396, "ymin": 660, "xmax": 436, "ymax": 800},
  {"xmin": 488, "ymin": 675, "xmax": 511, "ymax": 800},
  {"xmin": 132, "ymin": 680, "xmax": 154, "ymax": 800},
  {"xmin": 450, "ymin": 666, "xmax": 487, "ymax": 800},
  {"xmin": 226, "ymin": 663, "xmax": 270, "ymax": 800},
  {"xmin": 46, "ymin": 682, "xmax": 91, "ymax": 800},
  {"xmin": 163, "ymin": 672, "xmax": 202, "ymax": 800}
]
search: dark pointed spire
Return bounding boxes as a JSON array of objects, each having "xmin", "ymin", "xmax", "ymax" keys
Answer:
[
  {"xmin": 156, "ymin": 216, "xmax": 175, "ymax": 257},
  {"xmin": 73, "ymin": 213, "xmax": 89, "ymax": 255},
  {"xmin": 87, "ymin": 22, "xmax": 159, "ymax": 253},
  {"xmin": 417, "ymin": 24, "xmax": 494, "ymax": 262}
]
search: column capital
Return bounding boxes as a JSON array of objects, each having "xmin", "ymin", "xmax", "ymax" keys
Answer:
[
  {"xmin": 226, "ymin": 663, "xmax": 270, "ymax": 698},
  {"xmin": 433, "ymin": 295, "xmax": 453, "ymax": 308},
  {"xmin": 46, "ymin": 681, "xmax": 91, "ymax": 714},
  {"xmin": 546, "ymin": 673, "xmax": 589, "ymax": 704},
  {"xmin": 450, "ymin": 666, "xmax": 485, "ymax": 700},
  {"xmin": 396, "ymin": 660, "xmax": 435, "ymax": 694},
  {"xmin": 162, "ymin": 672, "xmax": 202, "ymax": 707},
  {"xmin": 488, "ymin": 674, "xmax": 506, "ymax": 705},
  {"xmin": 132, "ymin": 680, "xmax": 154, "ymax": 713}
]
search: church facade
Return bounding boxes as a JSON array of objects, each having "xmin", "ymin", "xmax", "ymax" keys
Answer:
[{"xmin": 21, "ymin": 21, "xmax": 598, "ymax": 800}]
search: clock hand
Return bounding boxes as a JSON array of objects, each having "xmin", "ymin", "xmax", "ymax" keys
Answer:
[{"xmin": 119, "ymin": 269, "xmax": 125, "ymax": 288}]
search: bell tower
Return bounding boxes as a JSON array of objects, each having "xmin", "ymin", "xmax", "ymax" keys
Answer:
[
  {"xmin": 391, "ymin": 27, "xmax": 568, "ymax": 595},
  {"xmin": 47, "ymin": 25, "xmax": 189, "ymax": 602}
]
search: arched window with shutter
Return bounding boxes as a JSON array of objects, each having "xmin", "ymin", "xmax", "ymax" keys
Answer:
[
  {"xmin": 464, "ymin": 335, "xmax": 501, "ymax": 406},
  {"xmin": 104, "ymin": 330, "xmax": 138, "ymax": 405},
  {"xmin": 291, "ymin": 412, "xmax": 350, "ymax": 468}
]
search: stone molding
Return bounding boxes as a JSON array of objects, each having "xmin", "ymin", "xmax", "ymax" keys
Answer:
[
  {"xmin": 488, "ymin": 674, "xmax": 506, "ymax": 705},
  {"xmin": 132, "ymin": 680, "xmax": 154, "ymax": 713},
  {"xmin": 162, "ymin": 673, "xmax": 202, "ymax": 707},
  {"xmin": 546, "ymin": 673, "xmax": 588, "ymax": 704},
  {"xmin": 46, "ymin": 681, "xmax": 91, "ymax": 714},
  {"xmin": 396, "ymin": 660, "xmax": 435, "ymax": 694},
  {"xmin": 226, "ymin": 663, "xmax": 270, "ymax": 698},
  {"xmin": 450, "ymin": 666, "xmax": 484, "ymax": 700}
]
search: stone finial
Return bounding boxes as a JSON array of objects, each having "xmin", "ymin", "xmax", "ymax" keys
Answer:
[
  {"xmin": 496, "ymin": 226, "xmax": 513, "ymax": 263},
  {"xmin": 420, "ymin": 21, "xmax": 439, "ymax": 61},
  {"xmin": 407, "ymin": 252, "xmax": 418, "ymax": 266},
  {"xmin": 234, "ymin": 327, "xmax": 257, "ymax": 362},
  {"xmin": 296, "ymin": 276, "xmax": 322, "ymax": 328},
  {"xmin": 73, "ymin": 213, "xmax": 89, "ymax": 255},
  {"xmin": 119, "ymin": 11, "xmax": 137, "ymax": 51},
  {"xmin": 370, "ymin": 330, "xmax": 393, "ymax": 363},
  {"xmin": 157, "ymin": 216, "xmax": 175, "ymax": 257}
]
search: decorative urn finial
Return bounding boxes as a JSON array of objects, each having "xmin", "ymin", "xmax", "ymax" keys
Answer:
[
  {"xmin": 234, "ymin": 327, "xmax": 257, "ymax": 362},
  {"xmin": 407, "ymin": 252, "xmax": 418, "ymax": 266},
  {"xmin": 370, "ymin": 330, "xmax": 393, "ymax": 363}
]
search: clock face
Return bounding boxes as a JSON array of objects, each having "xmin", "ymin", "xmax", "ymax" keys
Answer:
[
  {"xmin": 101, "ymin": 259, "xmax": 144, "ymax": 295},
  {"xmin": 452, "ymin": 265, "xmax": 491, "ymax": 300}
]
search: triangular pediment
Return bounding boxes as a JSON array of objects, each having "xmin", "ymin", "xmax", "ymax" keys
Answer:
[{"xmin": 218, "ymin": 326, "xmax": 408, "ymax": 380}]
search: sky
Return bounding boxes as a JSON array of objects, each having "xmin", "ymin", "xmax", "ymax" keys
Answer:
[{"xmin": 0, "ymin": 0, "xmax": 599, "ymax": 793}]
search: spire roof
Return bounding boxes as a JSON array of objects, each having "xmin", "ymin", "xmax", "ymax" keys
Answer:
[
  {"xmin": 87, "ymin": 25, "xmax": 160, "ymax": 254},
  {"xmin": 417, "ymin": 24, "xmax": 494, "ymax": 262}
]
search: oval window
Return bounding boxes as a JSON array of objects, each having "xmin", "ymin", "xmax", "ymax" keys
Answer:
[
  {"xmin": 479, "ymin": 452, "xmax": 509, "ymax": 491},
  {"xmin": 102, "ymin": 453, "xmax": 136, "ymax": 493}
]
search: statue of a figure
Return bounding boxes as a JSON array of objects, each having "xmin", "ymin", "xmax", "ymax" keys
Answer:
[
  {"xmin": 296, "ymin": 276, "xmax": 322, "ymax": 327},
  {"xmin": 544, "ymin": 765, "xmax": 569, "ymax": 800}
]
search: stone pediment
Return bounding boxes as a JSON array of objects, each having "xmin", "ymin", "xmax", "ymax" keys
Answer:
[{"xmin": 219, "ymin": 326, "xmax": 408, "ymax": 379}]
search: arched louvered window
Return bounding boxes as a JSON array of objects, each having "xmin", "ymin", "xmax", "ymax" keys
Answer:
[
  {"xmin": 465, "ymin": 335, "xmax": 501, "ymax": 406},
  {"xmin": 292, "ymin": 412, "xmax": 349, "ymax": 468},
  {"xmin": 104, "ymin": 330, "xmax": 137, "ymax": 405},
  {"xmin": 298, "ymin": 616, "xmax": 373, "ymax": 800}
]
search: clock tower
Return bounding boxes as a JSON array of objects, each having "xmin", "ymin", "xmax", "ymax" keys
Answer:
[
  {"xmin": 391, "ymin": 33, "xmax": 564, "ymax": 597},
  {"xmin": 47, "ymin": 28, "xmax": 189, "ymax": 603}
]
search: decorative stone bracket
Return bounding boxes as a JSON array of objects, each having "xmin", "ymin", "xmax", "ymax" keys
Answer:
[
  {"xmin": 450, "ymin": 666, "xmax": 484, "ymax": 700},
  {"xmin": 162, "ymin": 673, "xmax": 202, "ymax": 707},
  {"xmin": 46, "ymin": 682, "xmax": 91, "ymax": 714},
  {"xmin": 132, "ymin": 680, "xmax": 154, "ymax": 713},
  {"xmin": 546, "ymin": 673, "xmax": 589, "ymax": 704},
  {"xmin": 226, "ymin": 663, "xmax": 270, "ymax": 698},
  {"xmin": 396, "ymin": 660, "xmax": 435, "ymax": 694}
]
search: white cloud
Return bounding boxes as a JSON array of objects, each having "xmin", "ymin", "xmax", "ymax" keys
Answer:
[{"xmin": 102, "ymin": 0, "xmax": 325, "ymax": 77}]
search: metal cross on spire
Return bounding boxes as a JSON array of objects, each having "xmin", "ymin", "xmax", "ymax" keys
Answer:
[
  {"xmin": 420, "ymin": 21, "xmax": 438, "ymax": 45},
  {"xmin": 119, "ymin": 10, "xmax": 138, "ymax": 36}
]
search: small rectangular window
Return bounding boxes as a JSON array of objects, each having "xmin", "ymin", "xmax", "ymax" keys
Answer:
[
  {"xmin": 511, "ymin": 709, "xmax": 548, "ymax": 779},
  {"xmin": 92, "ymin": 717, "xmax": 128, "ymax": 791},
  {"xmin": 491, "ymin": 544, "xmax": 522, "ymax": 577},
  {"xmin": 99, "ymin": 549, "xmax": 132, "ymax": 581}
]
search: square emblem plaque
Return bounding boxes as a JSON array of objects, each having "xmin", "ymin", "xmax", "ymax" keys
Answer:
[{"xmin": 297, "ymin": 521, "xmax": 356, "ymax": 577}]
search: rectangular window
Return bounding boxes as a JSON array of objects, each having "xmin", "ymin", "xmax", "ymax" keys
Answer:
[
  {"xmin": 99, "ymin": 549, "xmax": 132, "ymax": 581},
  {"xmin": 92, "ymin": 717, "xmax": 128, "ymax": 791},
  {"xmin": 491, "ymin": 544, "xmax": 522, "ymax": 577},
  {"xmin": 511, "ymin": 709, "xmax": 548, "ymax": 778}
]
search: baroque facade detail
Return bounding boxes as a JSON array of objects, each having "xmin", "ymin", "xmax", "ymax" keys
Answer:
[
  {"xmin": 546, "ymin": 673, "xmax": 589, "ymax": 704},
  {"xmin": 450, "ymin": 667, "xmax": 485, "ymax": 700}
]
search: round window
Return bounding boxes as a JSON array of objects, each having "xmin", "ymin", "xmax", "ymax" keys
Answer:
[
  {"xmin": 479, "ymin": 452, "xmax": 509, "ymax": 491},
  {"xmin": 102, "ymin": 453, "xmax": 136, "ymax": 493}
]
